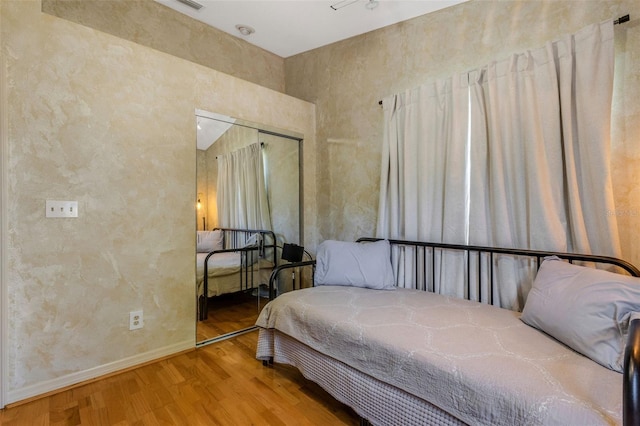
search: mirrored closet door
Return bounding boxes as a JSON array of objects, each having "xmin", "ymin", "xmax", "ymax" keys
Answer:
[{"xmin": 195, "ymin": 109, "xmax": 302, "ymax": 346}]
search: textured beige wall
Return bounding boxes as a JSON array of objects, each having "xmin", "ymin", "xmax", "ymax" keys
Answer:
[
  {"xmin": 1, "ymin": 0, "xmax": 315, "ymax": 402},
  {"xmin": 285, "ymin": 0, "xmax": 640, "ymax": 268},
  {"xmin": 42, "ymin": 0, "xmax": 285, "ymax": 92}
]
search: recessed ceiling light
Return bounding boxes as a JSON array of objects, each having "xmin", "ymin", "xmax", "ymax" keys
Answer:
[
  {"xmin": 365, "ymin": 0, "xmax": 379, "ymax": 10},
  {"xmin": 235, "ymin": 25, "xmax": 255, "ymax": 36}
]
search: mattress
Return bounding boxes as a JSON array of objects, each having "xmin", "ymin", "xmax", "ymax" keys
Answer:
[{"xmin": 256, "ymin": 285, "xmax": 623, "ymax": 425}]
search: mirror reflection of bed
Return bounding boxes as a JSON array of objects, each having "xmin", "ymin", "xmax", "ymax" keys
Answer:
[
  {"xmin": 195, "ymin": 109, "xmax": 302, "ymax": 346},
  {"xmin": 195, "ymin": 228, "xmax": 276, "ymax": 340}
]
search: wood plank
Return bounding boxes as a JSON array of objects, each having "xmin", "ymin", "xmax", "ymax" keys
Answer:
[{"xmin": 1, "ymin": 330, "xmax": 360, "ymax": 425}]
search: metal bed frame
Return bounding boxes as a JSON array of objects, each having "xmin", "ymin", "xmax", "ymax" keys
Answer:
[
  {"xmin": 198, "ymin": 227, "xmax": 277, "ymax": 321},
  {"xmin": 267, "ymin": 237, "xmax": 640, "ymax": 425}
]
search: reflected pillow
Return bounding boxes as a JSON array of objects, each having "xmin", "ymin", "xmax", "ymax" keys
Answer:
[
  {"xmin": 521, "ymin": 256, "xmax": 640, "ymax": 372},
  {"xmin": 314, "ymin": 239, "xmax": 395, "ymax": 290},
  {"xmin": 242, "ymin": 233, "xmax": 259, "ymax": 248},
  {"xmin": 196, "ymin": 230, "xmax": 223, "ymax": 253}
]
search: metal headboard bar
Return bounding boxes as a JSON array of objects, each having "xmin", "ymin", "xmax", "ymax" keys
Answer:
[
  {"xmin": 214, "ymin": 227, "xmax": 277, "ymax": 266},
  {"xmin": 268, "ymin": 260, "xmax": 317, "ymax": 300},
  {"xmin": 268, "ymin": 238, "xmax": 640, "ymax": 308},
  {"xmin": 490, "ymin": 252, "xmax": 494, "ymax": 305},
  {"xmin": 431, "ymin": 249, "xmax": 435, "ymax": 292},
  {"xmin": 466, "ymin": 252, "xmax": 470, "ymax": 300},
  {"xmin": 357, "ymin": 238, "xmax": 640, "ymax": 278}
]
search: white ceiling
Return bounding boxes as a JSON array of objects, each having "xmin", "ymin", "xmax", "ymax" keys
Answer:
[
  {"xmin": 196, "ymin": 110, "xmax": 236, "ymax": 151},
  {"xmin": 154, "ymin": 0, "xmax": 467, "ymax": 58}
]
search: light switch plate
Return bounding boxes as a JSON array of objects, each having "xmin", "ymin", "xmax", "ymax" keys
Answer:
[{"xmin": 45, "ymin": 200, "xmax": 78, "ymax": 218}]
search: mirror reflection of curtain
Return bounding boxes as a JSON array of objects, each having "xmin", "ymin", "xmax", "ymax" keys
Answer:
[{"xmin": 217, "ymin": 143, "xmax": 272, "ymax": 230}]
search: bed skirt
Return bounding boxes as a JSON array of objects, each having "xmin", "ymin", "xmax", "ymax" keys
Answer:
[{"xmin": 257, "ymin": 328, "xmax": 467, "ymax": 426}]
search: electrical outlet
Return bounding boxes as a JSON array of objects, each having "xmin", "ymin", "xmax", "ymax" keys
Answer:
[
  {"xmin": 129, "ymin": 310, "xmax": 144, "ymax": 330},
  {"xmin": 45, "ymin": 200, "xmax": 78, "ymax": 218}
]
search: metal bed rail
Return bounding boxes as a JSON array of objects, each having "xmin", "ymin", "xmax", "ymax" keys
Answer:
[
  {"xmin": 214, "ymin": 227, "xmax": 277, "ymax": 267},
  {"xmin": 268, "ymin": 260, "xmax": 316, "ymax": 300},
  {"xmin": 199, "ymin": 228, "xmax": 277, "ymax": 321},
  {"xmin": 357, "ymin": 237, "xmax": 640, "ymax": 306},
  {"xmin": 266, "ymin": 237, "xmax": 640, "ymax": 306}
]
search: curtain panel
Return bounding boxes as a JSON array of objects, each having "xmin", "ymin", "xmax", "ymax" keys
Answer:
[
  {"xmin": 217, "ymin": 143, "xmax": 272, "ymax": 231},
  {"xmin": 377, "ymin": 78, "xmax": 470, "ymax": 294},
  {"xmin": 377, "ymin": 20, "xmax": 620, "ymax": 310}
]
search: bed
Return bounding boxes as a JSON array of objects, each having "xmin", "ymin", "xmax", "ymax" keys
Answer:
[
  {"xmin": 197, "ymin": 228, "xmax": 276, "ymax": 321},
  {"xmin": 256, "ymin": 238, "xmax": 640, "ymax": 425}
]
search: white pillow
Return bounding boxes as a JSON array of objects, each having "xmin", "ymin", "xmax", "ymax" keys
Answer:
[
  {"xmin": 242, "ymin": 233, "xmax": 259, "ymax": 248},
  {"xmin": 196, "ymin": 230, "xmax": 223, "ymax": 253},
  {"xmin": 314, "ymin": 239, "xmax": 395, "ymax": 290},
  {"xmin": 521, "ymin": 256, "xmax": 640, "ymax": 372}
]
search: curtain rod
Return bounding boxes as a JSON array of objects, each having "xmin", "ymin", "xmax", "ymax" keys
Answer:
[
  {"xmin": 377, "ymin": 14, "xmax": 630, "ymax": 106},
  {"xmin": 614, "ymin": 14, "xmax": 630, "ymax": 25},
  {"xmin": 216, "ymin": 142, "xmax": 264, "ymax": 159}
]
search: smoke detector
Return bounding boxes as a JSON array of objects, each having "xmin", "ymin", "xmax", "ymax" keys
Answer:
[{"xmin": 235, "ymin": 24, "xmax": 255, "ymax": 36}]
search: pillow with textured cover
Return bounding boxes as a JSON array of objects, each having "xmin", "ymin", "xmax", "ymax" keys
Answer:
[
  {"xmin": 314, "ymin": 239, "xmax": 395, "ymax": 290},
  {"xmin": 196, "ymin": 230, "xmax": 223, "ymax": 253},
  {"xmin": 521, "ymin": 256, "xmax": 640, "ymax": 372}
]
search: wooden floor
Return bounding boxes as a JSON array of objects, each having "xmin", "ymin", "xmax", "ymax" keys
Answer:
[
  {"xmin": 0, "ymin": 331, "xmax": 360, "ymax": 425},
  {"xmin": 197, "ymin": 291, "xmax": 268, "ymax": 342}
]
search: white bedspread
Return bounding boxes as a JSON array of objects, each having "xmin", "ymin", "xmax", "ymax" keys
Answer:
[
  {"xmin": 196, "ymin": 252, "xmax": 244, "ymax": 278},
  {"xmin": 256, "ymin": 285, "xmax": 623, "ymax": 426}
]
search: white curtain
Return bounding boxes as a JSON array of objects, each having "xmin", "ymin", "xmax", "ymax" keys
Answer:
[
  {"xmin": 377, "ymin": 77, "xmax": 469, "ymax": 295},
  {"xmin": 217, "ymin": 143, "xmax": 272, "ymax": 231},
  {"xmin": 377, "ymin": 21, "xmax": 620, "ymax": 309}
]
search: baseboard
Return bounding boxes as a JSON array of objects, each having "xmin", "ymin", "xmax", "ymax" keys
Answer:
[{"xmin": 6, "ymin": 339, "xmax": 193, "ymax": 405}]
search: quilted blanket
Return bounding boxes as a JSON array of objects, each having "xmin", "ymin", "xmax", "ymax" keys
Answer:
[{"xmin": 256, "ymin": 285, "xmax": 623, "ymax": 425}]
